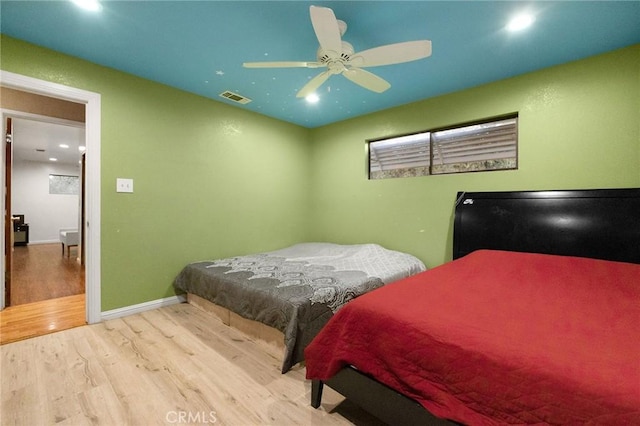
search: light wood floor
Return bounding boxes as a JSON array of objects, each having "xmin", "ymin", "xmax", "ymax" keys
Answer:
[{"xmin": 0, "ymin": 303, "xmax": 384, "ymax": 426}]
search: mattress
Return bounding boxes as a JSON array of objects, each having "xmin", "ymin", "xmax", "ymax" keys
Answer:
[
  {"xmin": 305, "ymin": 250, "xmax": 640, "ymax": 424},
  {"xmin": 174, "ymin": 242, "xmax": 426, "ymax": 372}
]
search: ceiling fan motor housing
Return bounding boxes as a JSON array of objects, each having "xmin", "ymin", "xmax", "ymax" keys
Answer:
[{"xmin": 317, "ymin": 41, "xmax": 354, "ymax": 74}]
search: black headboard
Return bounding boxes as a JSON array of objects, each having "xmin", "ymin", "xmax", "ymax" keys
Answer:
[{"xmin": 453, "ymin": 188, "xmax": 640, "ymax": 264}]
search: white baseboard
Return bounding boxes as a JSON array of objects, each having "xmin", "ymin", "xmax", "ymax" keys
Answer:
[
  {"xmin": 101, "ymin": 294, "xmax": 187, "ymax": 321},
  {"xmin": 25, "ymin": 240, "xmax": 60, "ymax": 245}
]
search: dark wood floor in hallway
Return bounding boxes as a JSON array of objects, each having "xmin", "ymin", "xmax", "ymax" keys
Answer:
[
  {"xmin": 11, "ymin": 243, "xmax": 84, "ymax": 305},
  {"xmin": 0, "ymin": 243, "xmax": 86, "ymax": 344}
]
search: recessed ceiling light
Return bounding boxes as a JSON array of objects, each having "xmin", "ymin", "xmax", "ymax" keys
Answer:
[
  {"xmin": 507, "ymin": 13, "xmax": 535, "ymax": 32},
  {"xmin": 79, "ymin": 146, "xmax": 86, "ymax": 152},
  {"xmin": 71, "ymin": 0, "xmax": 102, "ymax": 12},
  {"xmin": 59, "ymin": 144, "xmax": 69, "ymax": 149},
  {"xmin": 306, "ymin": 94, "xmax": 319, "ymax": 103},
  {"xmin": 49, "ymin": 158, "xmax": 58, "ymax": 162}
]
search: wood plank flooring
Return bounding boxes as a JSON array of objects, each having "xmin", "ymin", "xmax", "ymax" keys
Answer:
[
  {"xmin": 1, "ymin": 303, "xmax": 385, "ymax": 426},
  {"xmin": 10, "ymin": 243, "xmax": 84, "ymax": 305},
  {"xmin": 0, "ymin": 243, "xmax": 86, "ymax": 344},
  {"xmin": 0, "ymin": 293, "xmax": 86, "ymax": 345}
]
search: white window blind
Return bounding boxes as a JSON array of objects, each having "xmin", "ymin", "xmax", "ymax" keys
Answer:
[
  {"xmin": 369, "ymin": 115, "xmax": 518, "ymax": 179},
  {"xmin": 369, "ymin": 132, "xmax": 430, "ymax": 173},
  {"xmin": 431, "ymin": 117, "xmax": 517, "ymax": 172}
]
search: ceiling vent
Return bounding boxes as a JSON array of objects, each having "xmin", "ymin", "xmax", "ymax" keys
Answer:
[{"xmin": 220, "ymin": 91, "xmax": 252, "ymax": 104}]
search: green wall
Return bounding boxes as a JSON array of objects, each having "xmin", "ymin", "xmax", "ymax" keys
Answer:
[
  {"xmin": 308, "ymin": 44, "xmax": 640, "ymax": 267},
  {"xmin": 1, "ymin": 35, "xmax": 312, "ymax": 310},
  {"xmin": 1, "ymin": 35, "xmax": 638, "ymax": 310}
]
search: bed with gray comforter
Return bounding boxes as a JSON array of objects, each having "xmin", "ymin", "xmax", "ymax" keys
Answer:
[{"xmin": 173, "ymin": 242, "xmax": 426, "ymax": 372}]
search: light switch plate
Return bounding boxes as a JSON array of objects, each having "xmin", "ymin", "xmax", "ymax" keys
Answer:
[{"xmin": 116, "ymin": 178, "xmax": 134, "ymax": 193}]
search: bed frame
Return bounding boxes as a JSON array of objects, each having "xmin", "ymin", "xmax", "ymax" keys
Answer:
[{"xmin": 310, "ymin": 187, "xmax": 640, "ymax": 425}]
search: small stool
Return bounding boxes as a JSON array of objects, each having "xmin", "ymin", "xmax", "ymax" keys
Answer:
[{"xmin": 59, "ymin": 230, "xmax": 79, "ymax": 258}]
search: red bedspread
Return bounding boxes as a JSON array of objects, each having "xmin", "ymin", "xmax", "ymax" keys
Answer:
[{"xmin": 305, "ymin": 250, "xmax": 640, "ymax": 424}]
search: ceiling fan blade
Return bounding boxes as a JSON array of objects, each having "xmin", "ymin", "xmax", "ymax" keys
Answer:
[
  {"xmin": 342, "ymin": 68, "xmax": 391, "ymax": 93},
  {"xmin": 296, "ymin": 70, "xmax": 331, "ymax": 98},
  {"xmin": 243, "ymin": 61, "xmax": 323, "ymax": 68},
  {"xmin": 309, "ymin": 5, "xmax": 342, "ymax": 55},
  {"xmin": 350, "ymin": 40, "xmax": 432, "ymax": 67}
]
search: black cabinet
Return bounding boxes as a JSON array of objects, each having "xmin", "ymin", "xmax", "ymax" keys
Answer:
[{"xmin": 14, "ymin": 223, "xmax": 29, "ymax": 246}]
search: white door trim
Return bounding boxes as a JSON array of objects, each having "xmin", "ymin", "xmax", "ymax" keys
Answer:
[{"xmin": 1, "ymin": 70, "xmax": 101, "ymax": 324}]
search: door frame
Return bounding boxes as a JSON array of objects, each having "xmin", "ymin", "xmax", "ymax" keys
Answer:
[
  {"xmin": 0, "ymin": 70, "xmax": 101, "ymax": 324},
  {"xmin": 4, "ymin": 117, "xmax": 12, "ymax": 306}
]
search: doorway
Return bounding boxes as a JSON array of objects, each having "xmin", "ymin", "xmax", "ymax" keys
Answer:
[
  {"xmin": 0, "ymin": 70, "xmax": 101, "ymax": 326},
  {"xmin": 8, "ymin": 115, "xmax": 86, "ymax": 307}
]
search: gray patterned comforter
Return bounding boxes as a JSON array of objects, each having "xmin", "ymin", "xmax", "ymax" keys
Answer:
[{"xmin": 173, "ymin": 242, "xmax": 426, "ymax": 373}]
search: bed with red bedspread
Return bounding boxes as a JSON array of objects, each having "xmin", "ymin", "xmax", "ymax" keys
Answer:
[
  {"xmin": 305, "ymin": 188, "xmax": 640, "ymax": 425},
  {"xmin": 306, "ymin": 249, "xmax": 640, "ymax": 424}
]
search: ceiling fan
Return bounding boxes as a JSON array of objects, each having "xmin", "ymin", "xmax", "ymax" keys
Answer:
[{"xmin": 243, "ymin": 5, "xmax": 432, "ymax": 98}]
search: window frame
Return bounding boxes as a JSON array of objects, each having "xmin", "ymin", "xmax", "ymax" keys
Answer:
[{"xmin": 367, "ymin": 113, "xmax": 519, "ymax": 180}]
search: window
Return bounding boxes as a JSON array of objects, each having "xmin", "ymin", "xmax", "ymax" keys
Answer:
[
  {"xmin": 368, "ymin": 114, "xmax": 518, "ymax": 179},
  {"xmin": 49, "ymin": 174, "xmax": 79, "ymax": 195}
]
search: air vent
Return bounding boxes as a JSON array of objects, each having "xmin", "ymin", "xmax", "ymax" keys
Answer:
[{"xmin": 219, "ymin": 91, "xmax": 252, "ymax": 104}]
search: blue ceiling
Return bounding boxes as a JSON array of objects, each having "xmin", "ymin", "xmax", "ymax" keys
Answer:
[{"xmin": 1, "ymin": 1, "xmax": 639, "ymax": 128}]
